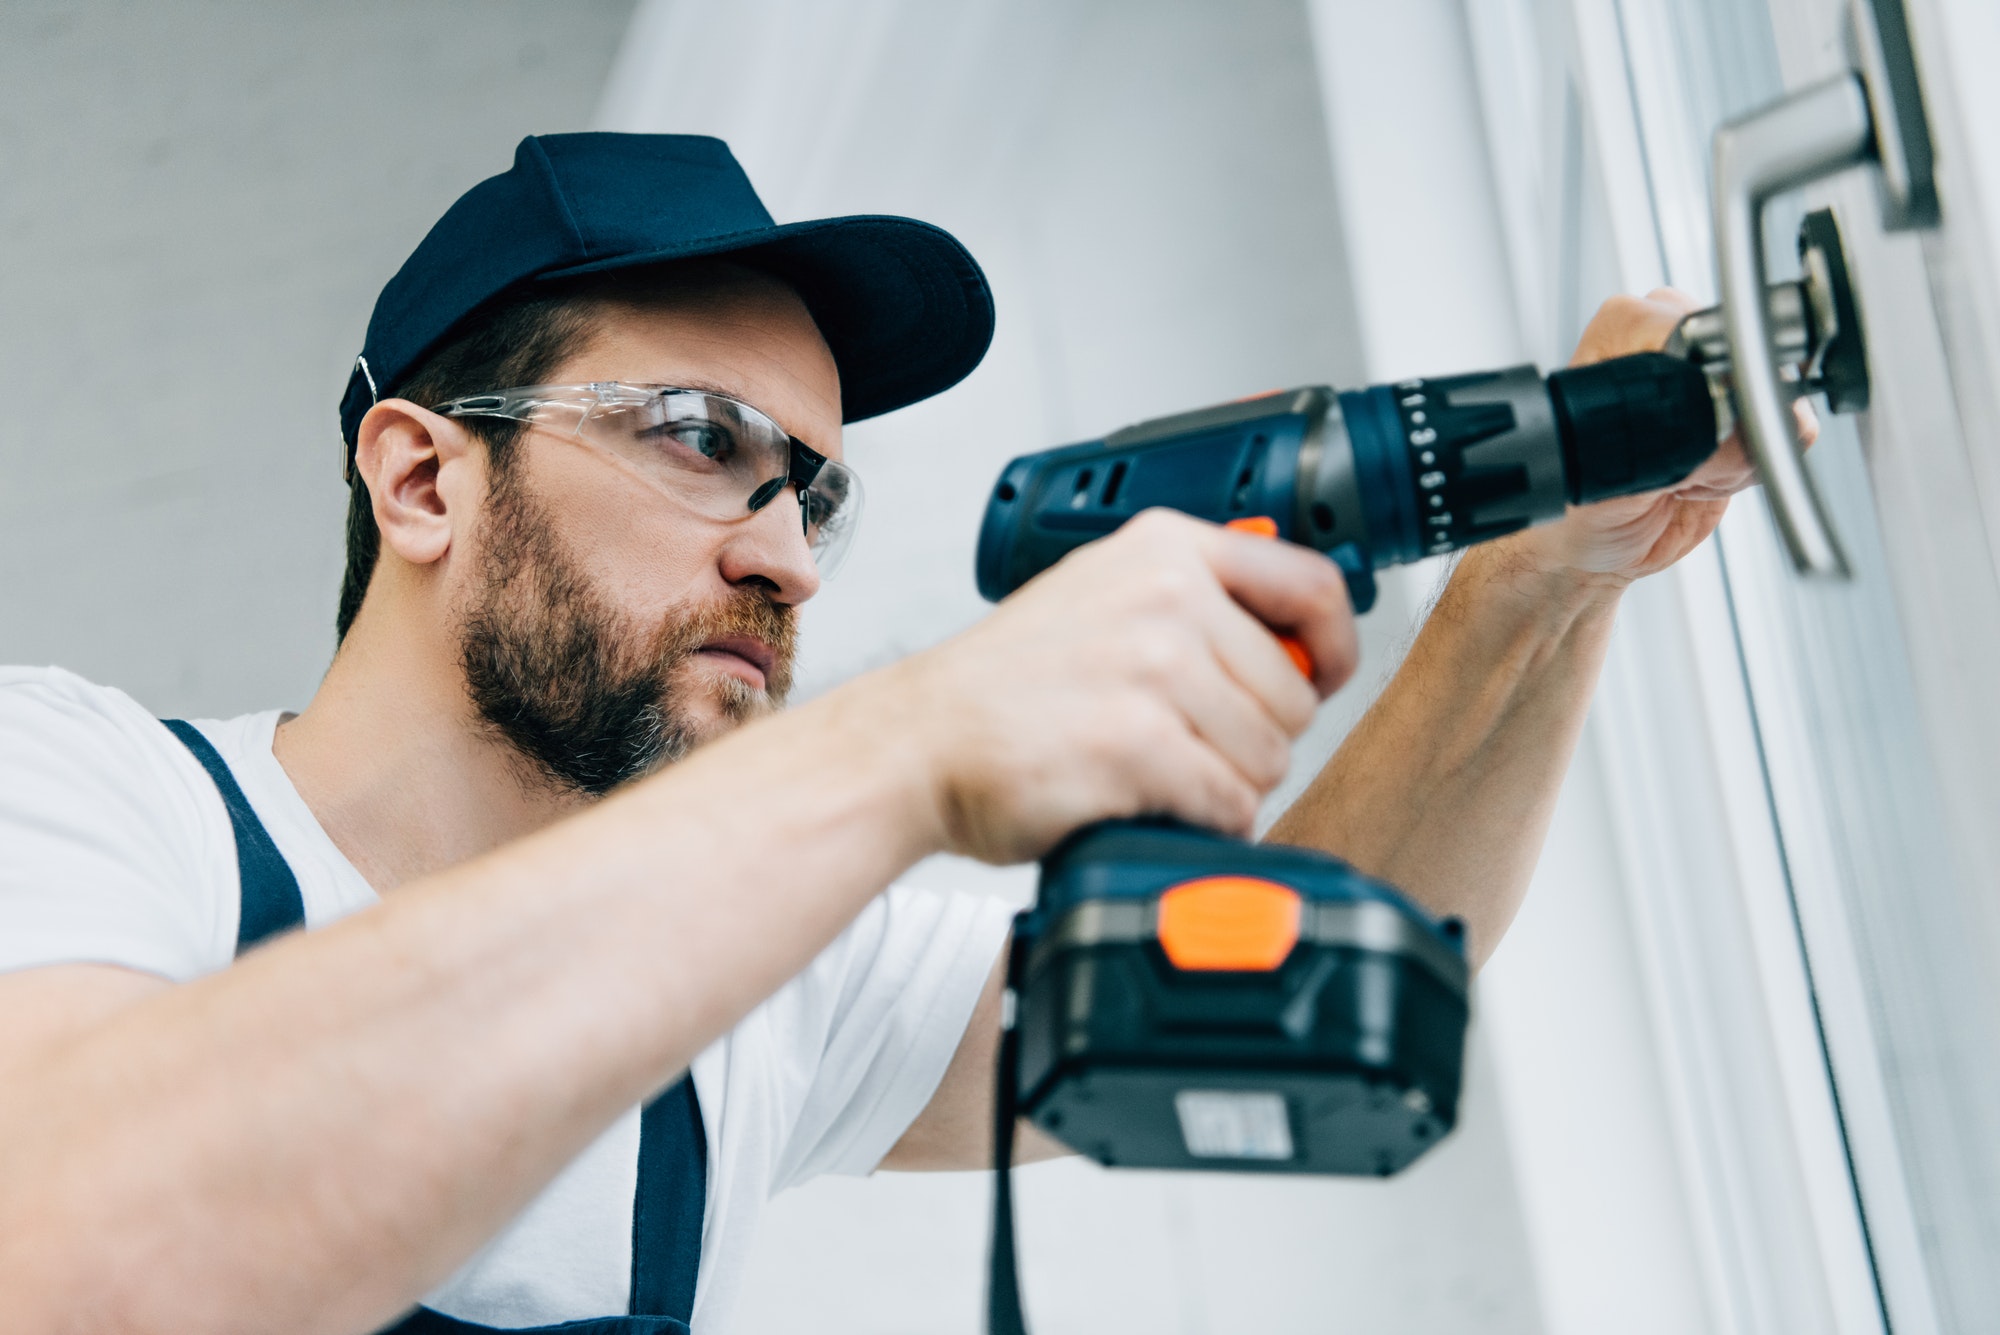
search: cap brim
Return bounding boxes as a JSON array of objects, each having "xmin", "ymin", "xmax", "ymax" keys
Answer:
[{"xmin": 540, "ymin": 215, "xmax": 994, "ymax": 424}]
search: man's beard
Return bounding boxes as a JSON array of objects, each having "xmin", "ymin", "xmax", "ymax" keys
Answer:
[{"xmin": 458, "ymin": 470, "xmax": 797, "ymax": 797}]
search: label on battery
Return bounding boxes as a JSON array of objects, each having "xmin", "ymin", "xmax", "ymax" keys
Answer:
[{"xmin": 1173, "ymin": 1090, "xmax": 1295, "ymax": 1161}]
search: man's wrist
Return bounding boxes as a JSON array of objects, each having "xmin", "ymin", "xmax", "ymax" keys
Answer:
[
  {"xmin": 807, "ymin": 660, "xmax": 961, "ymax": 866},
  {"xmin": 1458, "ymin": 527, "xmax": 1633, "ymax": 615}
]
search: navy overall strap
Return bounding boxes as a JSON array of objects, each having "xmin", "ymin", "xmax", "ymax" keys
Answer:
[
  {"xmin": 370, "ymin": 1081, "xmax": 704, "ymax": 1334},
  {"xmin": 630, "ymin": 1076, "xmax": 707, "ymax": 1320},
  {"xmin": 161, "ymin": 719, "xmax": 306, "ymax": 950},
  {"xmin": 385, "ymin": 1315, "xmax": 690, "ymax": 1334},
  {"xmin": 162, "ymin": 718, "xmax": 704, "ymax": 1332}
]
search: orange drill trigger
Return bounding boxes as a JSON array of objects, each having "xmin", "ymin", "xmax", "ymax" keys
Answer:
[
  {"xmin": 1226, "ymin": 515, "xmax": 1280, "ymax": 539},
  {"xmin": 1224, "ymin": 517, "xmax": 1314, "ymax": 679}
]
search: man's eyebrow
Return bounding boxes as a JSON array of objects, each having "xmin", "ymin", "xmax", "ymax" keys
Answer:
[
  {"xmin": 628, "ymin": 376, "xmax": 740, "ymax": 398},
  {"xmin": 677, "ymin": 377, "xmax": 740, "ymax": 396}
]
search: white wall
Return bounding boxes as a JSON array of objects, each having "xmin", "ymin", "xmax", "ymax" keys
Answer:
[
  {"xmin": 601, "ymin": 3, "xmax": 1546, "ymax": 1332},
  {"xmin": 0, "ymin": 0, "xmax": 634, "ymax": 715}
]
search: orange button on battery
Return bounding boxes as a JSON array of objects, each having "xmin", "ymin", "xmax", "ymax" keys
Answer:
[{"xmin": 1156, "ymin": 876, "xmax": 1302, "ymax": 971}]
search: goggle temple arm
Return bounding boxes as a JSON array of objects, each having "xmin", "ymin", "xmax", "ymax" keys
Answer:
[
  {"xmin": 788, "ymin": 438, "xmax": 828, "ymax": 490},
  {"xmin": 748, "ymin": 438, "xmax": 831, "ymax": 536},
  {"xmin": 789, "ymin": 440, "xmax": 832, "ymax": 538}
]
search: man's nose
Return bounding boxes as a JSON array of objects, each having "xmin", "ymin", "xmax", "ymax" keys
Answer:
[{"xmin": 719, "ymin": 489, "xmax": 822, "ymax": 603}]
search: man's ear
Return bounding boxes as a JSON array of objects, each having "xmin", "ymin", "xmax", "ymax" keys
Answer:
[{"xmin": 352, "ymin": 399, "xmax": 479, "ymax": 568}]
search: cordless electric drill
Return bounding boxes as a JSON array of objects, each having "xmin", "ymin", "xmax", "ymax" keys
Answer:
[{"xmin": 977, "ymin": 349, "xmax": 1722, "ymax": 1208}]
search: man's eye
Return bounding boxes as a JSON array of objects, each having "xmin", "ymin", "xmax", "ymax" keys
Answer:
[{"xmin": 651, "ymin": 422, "xmax": 734, "ymax": 461}]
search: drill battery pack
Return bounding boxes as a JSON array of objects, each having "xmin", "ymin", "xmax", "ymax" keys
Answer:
[{"xmin": 1009, "ymin": 821, "xmax": 1470, "ymax": 1176}]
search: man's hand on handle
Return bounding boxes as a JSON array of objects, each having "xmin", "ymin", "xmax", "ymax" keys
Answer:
[
  {"xmin": 882, "ymin": 508, "xmax": 1358, "ymax": 867},
  {"xmin": 1499, "ymin": 286, "xmax": 1821, "ymax": 582}
]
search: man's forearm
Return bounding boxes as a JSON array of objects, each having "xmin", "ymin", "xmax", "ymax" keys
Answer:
[
  {"xmin": 0, "ymin": 675, "xmax": 943, "ymax": 1335},
  {"xmin": 1265, "ymin": 540, "xmax": 1625, "ymax": 965}
]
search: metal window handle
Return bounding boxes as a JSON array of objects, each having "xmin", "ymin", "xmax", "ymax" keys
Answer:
[
  {"xmin": 1710, "ymin": 0, "xmax": 1939, "ymax": 577},
  {"xmin": 1713, "ymin": 75, "xmax": 1873, "ymax": 577}
]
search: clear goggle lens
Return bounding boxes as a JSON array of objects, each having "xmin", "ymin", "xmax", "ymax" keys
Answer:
[{"xmin": 438, "ymin": 383, "xmax": 863, "ymax": 577}]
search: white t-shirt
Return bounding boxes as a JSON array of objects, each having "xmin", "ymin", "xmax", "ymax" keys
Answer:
[{"xmin": 0, "ymin": 665, "xmax": 1013, "ymax": 1334}]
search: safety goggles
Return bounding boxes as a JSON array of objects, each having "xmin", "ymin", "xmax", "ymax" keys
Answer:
[{"xmin": 433, "ymin": 382, "xmax": 864, "ymax": 577}]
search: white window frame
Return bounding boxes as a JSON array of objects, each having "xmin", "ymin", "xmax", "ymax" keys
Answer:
[
  {"xmin": 1481, "ymin": 0, "xmax": 2000, "ymax": 1332},
  {"xmin": 1523, "ymin": 5, "xmax": 1887, "ymax": 1330},
  {"xmin": 1304, "ymin": 2, "xmax": 1878, "ymax": 1328},
  {"xmin": 1456, "ymin": 0, "xmax": 1998, "ymax": 1331}
]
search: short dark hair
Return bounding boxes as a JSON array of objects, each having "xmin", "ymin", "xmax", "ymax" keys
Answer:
[{"xmin": 336, "ymin": 283, "xmax": 601, "ymax": 641}]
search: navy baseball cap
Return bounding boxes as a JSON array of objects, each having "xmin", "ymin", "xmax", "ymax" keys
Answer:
[{"xmin": 339, "ymin": 132, "xmax": 995, "ymax": 460}]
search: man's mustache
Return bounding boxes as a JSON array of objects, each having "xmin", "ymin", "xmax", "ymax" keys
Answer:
[{"xmin": 646, "ymin": 591, "xmax": 798, "ymax": 703}]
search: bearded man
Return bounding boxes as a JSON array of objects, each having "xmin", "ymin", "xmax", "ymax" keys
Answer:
[{"xmin": 0, "ymin": 133, "xmax": 1783, "ymax": 1334}]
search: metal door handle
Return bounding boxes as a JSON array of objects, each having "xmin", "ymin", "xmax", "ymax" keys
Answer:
[{"xmin": 1709, "ymin": 0, "xmax": 1939, "ymax": 577}]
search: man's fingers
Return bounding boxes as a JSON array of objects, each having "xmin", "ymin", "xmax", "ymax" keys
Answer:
[
  {"xmin": 1680, "ymin": 394, "xmax": 1820, "ymax": 498},
  {"xmin": 1198, "ymin": 597, "xmax": 1321, "ymax": 738},
  {"xmin": 1793, "ymin": 397, "xmax": 1820, "ymax": 448},
  {"xmin": 1195, "ymin": 518, "xmax": 1359, "ymax": 697},
  {"xmin": 1155, "ymin": 648, "xmax": 1298, "ymax": 792},
  {"xmin": 1572, "ymin": 289, "xmax": 1700, "ymax": 366},
  {"xmin": 1136, "ymin": 728, "xmax": 1263, "ymax": 836}
]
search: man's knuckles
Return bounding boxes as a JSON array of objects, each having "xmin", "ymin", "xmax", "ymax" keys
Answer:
[
  {"xmin": 1125, "ymin": 556, "xmax": 1208, "ymax": 620},
  {"xmin": 1587, "ymin": 293, "xmax": 1662, "ymax": 338},
  {"xmin": 1268, "ymin": 678, "xmax": 1320, "ymax": 737},
  {"xmin": 1300, "ymin": 553, "xmax": 1350, "ymax": 604},
  {"xmin": 1123, "ymin": 506, "xmax": 1205, "ymax": 545},
  {"xmin": 1315, "ymin": 621, "xmax": 1359, "ymax": 682},
  {"xmin": 1196, "ymin": 772, "xmax": 1261, "ymax": 834},
  {"xmin": 1092, "ymin": 691, "xmax": 1188, "ymax": 764},
  {"xmin": 1239, "ymin": 725, "xmax": 1292, "ymax": 790},
  {"xmin": 1120, "ymin": 622, "xmax": 1200, "ymax": 690},
  {"xmin": 1573, "ymin": 291, "xmax": 1691, "ymax": 366},
  {"xmin": 1144, "ymin": 737, "xmax": 1256, "ymax": 831}
]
